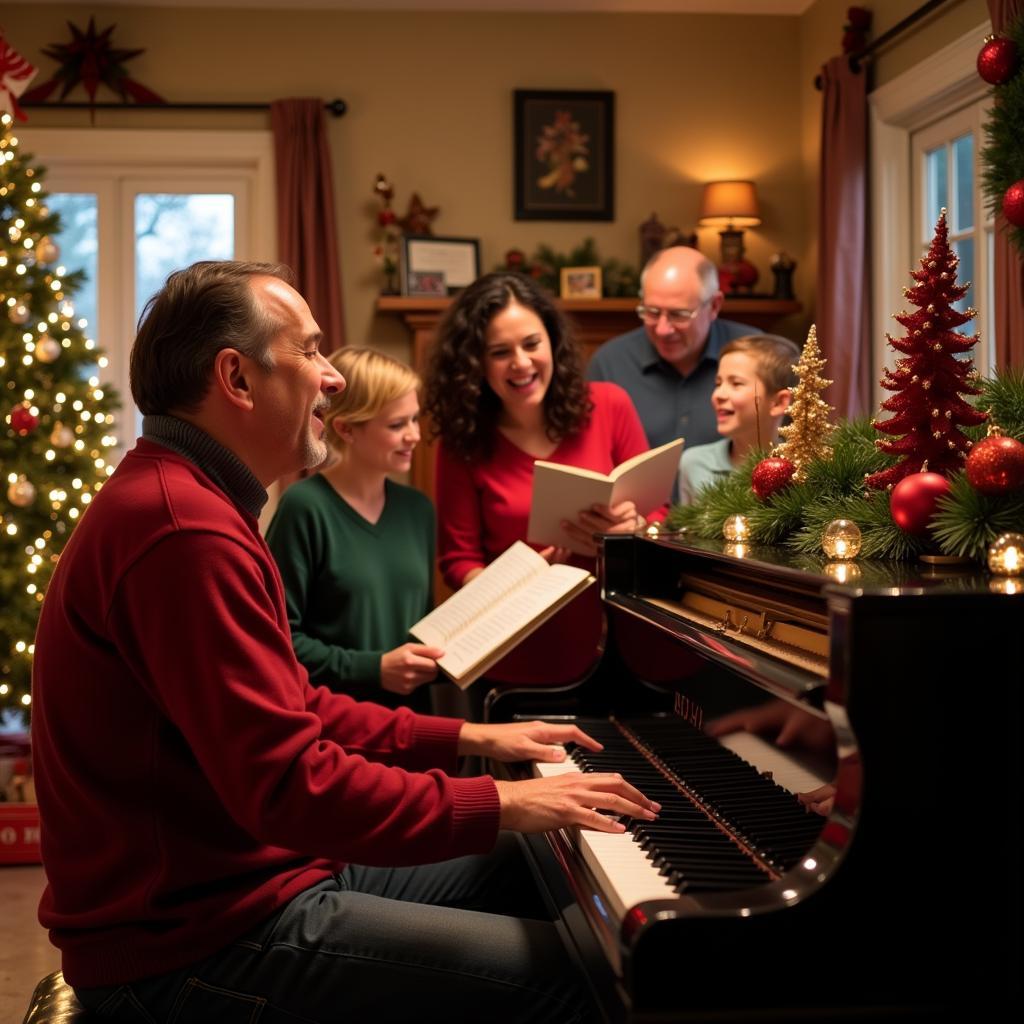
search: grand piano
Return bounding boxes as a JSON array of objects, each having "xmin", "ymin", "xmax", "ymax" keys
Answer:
[{"xmin": 487, "ymin": 533, "xmax": 1023, "ymax": 1022}]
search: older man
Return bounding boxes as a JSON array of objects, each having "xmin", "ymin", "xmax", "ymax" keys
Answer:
[
  {"xmin": 32, "ymin": 261, "xmax": 658, "ymax": 1023},
  {"xmin": 587, "ymin": 246, "xmax": 755, "ymax": 449}
]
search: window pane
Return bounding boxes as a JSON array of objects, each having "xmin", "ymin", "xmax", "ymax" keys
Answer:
[
  {"xmin": 952, "ymin": 133, "xmax": 973, "ymax": 234},
  {"xmin": 134, "ymin": 194, "xmax": 234, "ymax": 324},
  {"xmin": 987, "ymin": 228, "xmax": 995, "ymax": 372},
  {"xmin": 951, "ymin": 238, "xmax": 975, "ymax": 348},
  {"xmin": 47, "ymin": 193, "xmax": 98, "ymax": 338},
  {"xmin": 925, "ymin": 145, "xmax": 947, "ymax": 234}
]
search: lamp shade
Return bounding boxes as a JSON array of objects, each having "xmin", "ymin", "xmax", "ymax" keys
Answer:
[{"xmin": 699, "ymin": 180, "xmax": 761, "ymax": 227}]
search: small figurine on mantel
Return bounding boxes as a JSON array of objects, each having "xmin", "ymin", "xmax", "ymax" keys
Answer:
[
  {"xmin": 770, "ymin": 251, "xmax": 797, "ymax": 300},
  {"xmin": 639, "ymin": 213, "xmax": 697, "ymax": 267}
]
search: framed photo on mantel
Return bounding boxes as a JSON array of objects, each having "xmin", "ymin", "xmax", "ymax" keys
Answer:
[
  {"xmin": 401, "ymin": 235, "xmax": 480, "ymax": 295},
  {"xmin": 514, "ymin": 89, "xmax": 614, "ymax": 221}
]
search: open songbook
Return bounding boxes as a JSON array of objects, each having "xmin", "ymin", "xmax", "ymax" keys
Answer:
[
  {"xmin": 409, "ymin": 541, "xmax": 595, "ymax": 688},
  {"xmin": 527, "ymin": 438, "xmax": 684, "ymax": 555}
]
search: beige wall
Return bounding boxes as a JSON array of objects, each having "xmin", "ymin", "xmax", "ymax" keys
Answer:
[
  {"xmin": 6, "ymin": 1, "xmax": 991, "ymax": 364},
  {"xmin": 7, "ymin": 4, "xmax": 805, "ymax": 361}
]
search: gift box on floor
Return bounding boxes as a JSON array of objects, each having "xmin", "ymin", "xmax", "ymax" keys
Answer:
[
  {"xmin": 0, "ymin": 801, "xmax": 41, "ymax": 864},
  {"xmin": 0, "ymin": 732, "xmax": 41, "ymax": 864}
]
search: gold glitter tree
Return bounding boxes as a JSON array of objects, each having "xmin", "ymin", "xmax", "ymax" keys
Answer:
[{"xmin": 771, "ymin": 324, "xmax": 834, "ymax": 482}]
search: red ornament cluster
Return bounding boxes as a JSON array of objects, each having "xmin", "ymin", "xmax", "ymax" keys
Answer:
[
  {"xmin": 965, "ymin": 433, "xmax": 1024, "ymax": 495},
  {"xmin": 751, "ymin": 457, "xmax": 796, "ymax": 501},
  {"xmin": 977, "ymin": 33, "xmax": 1024, "ymax": 228},
  {"xmin": 889, "ymin": 472, "xmax": 952, "ymax": 535},
  {"xmin": 977, "ymin": 34, "xmax": 1018, "ymax": 84},
  {"xmin": 9, "ymin": 404, "xmax": 39, "ymax": 436}
]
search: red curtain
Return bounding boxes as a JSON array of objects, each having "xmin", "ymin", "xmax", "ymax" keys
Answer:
[
  {"xmin": 270, "ymin": 99, "xmax": 345, "ymax": 493},
  {"xmin": 988, "ymin": 0, "xmax": 1024, "ymax": 369},
  {"xmin": 816, "ymin": 56, "xmax": 871, "ymax": 419},
  {"xmin": 270, "ymin": 98, "xmax": 345, "ymax": 354}
]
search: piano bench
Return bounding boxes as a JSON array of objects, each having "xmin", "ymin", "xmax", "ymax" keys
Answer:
[{"xmin": 22, "ymin": 971, "xmax": 94, "ymax": 1024}]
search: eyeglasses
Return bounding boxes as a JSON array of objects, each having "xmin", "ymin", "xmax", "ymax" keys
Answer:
[{"xmin": 635, "ymin": 302, "xmax": 708, "ymax": 327}]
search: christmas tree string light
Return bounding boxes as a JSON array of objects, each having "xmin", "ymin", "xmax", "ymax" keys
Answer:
[{"xmin": 1, "ymin": 112, "xmax": 118, "ymax": 719}]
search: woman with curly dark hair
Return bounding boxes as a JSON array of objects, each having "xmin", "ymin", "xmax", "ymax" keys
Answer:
[{"xmin": 424, "ymin": 271, "xmax": 652, "ymax": 688}]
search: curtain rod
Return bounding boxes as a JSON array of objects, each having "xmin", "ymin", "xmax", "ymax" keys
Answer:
[
  {"xmin": 814, "ymin": 0, "xmax": 953, "ymax": 89},
  {"xmin": 21, "ymin": 98, "xmax": 348, "ymax": 117}
]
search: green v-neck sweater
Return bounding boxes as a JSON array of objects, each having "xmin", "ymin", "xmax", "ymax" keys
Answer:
[{"xmin": 266, "ymin": 473, "xmax": 435, "ymax": 708}]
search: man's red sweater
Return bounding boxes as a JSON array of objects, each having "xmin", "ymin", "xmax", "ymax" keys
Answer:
[{"xmin": 32, "ymin": 438, "xmax": 500, "ymax": 988}]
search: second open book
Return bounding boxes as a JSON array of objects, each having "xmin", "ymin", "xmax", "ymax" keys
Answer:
[
  {"xmin": 409, "ymin": 541, "xmax": 594, "ymax": 689},
  {"xmin": 527, "ymin": 437, "xmax": 684, "ymax": 555}
]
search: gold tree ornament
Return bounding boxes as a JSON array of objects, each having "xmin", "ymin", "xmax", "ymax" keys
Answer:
[{"xmin": 771, "ymin": 323, "xmax": 834, "ymax": 481}]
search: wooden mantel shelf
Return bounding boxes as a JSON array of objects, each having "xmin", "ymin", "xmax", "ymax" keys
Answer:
[{"xmin": 376, "ymin": 294, "xmax": 801, "ymax": 500}]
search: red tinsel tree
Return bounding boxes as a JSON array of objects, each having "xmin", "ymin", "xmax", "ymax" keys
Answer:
[{"xmin": 865, "ymin": 210, "xmax": 988, "ymax": 490}]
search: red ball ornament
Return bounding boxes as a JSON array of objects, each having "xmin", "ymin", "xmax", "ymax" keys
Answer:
[
  {"xmin": 1002, "ymin": 180, "xmax": 1024, "ymax": 229},
  {"xmin": 751, "ymin": 456, "xmax": 796, "ymax": 500},
  {"xmin": 9, "ymin": 405, "xmax": 39, "ymax": 436},
  {"xmin": 965, "ymin": 434, "xmax": 1024, "ymax": 495},
  {"xmin": 977, "ymin": 34, "xmax": 1018, "ymax": 85},
  {"xmin": 890, "ymin": 472, "xmax": 952, "ymax": 535}
]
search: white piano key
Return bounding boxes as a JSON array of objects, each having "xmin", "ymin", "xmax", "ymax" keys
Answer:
[
  {"xmin": 532, "ymin": 754, "xmax": 676, "ymax": 922},
  {"xmin": 716, "ymin": 731, "xmax": 831, "ymax": 795}
]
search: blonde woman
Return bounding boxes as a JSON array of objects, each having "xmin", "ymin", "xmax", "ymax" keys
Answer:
[{"xmin": 266, "ymin": 347, "xmax": 443, "ymax": 711}]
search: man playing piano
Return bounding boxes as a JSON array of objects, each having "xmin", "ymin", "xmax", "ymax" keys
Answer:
[{"xmin": 30, "ymin": 261, "xmax": 660, "ymax": 1024}]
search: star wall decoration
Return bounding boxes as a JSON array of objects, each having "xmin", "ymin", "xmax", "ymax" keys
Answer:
[
  {"xmin": 397, "ymin": 193, "xmax": 440, "ymax": 236},
  {"xmin": 20, "ymin": 17, "xmax": 164, "ymax": 118}
]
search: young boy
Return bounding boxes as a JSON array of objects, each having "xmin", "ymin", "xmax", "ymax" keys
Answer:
[{"xmin": 677, "ymin": 333, "xmax": 800, "ymax": 504}]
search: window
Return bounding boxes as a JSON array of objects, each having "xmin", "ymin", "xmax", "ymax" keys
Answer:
[
  {"xmin": 19, "ymin": 129, "xmax": 275, "ymax": 448},
  {"xmin": 912, "ymin": 103, "xmax": 995, "ymax": 373},
  {"xmin": 869, "ymin": 20, "xmax": 993, "ymax": 407}
]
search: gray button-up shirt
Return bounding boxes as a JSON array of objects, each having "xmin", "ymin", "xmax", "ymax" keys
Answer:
[{"xmin": 586, "ymin": 319, "xmax": 755, "ymax": 450}]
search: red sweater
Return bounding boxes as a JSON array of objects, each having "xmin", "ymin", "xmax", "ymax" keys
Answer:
[
  {"xmin": 436, "ymin": 382, "xmax": 650, "ymax": 685},
  {"xmin": 32, "ymin": 439, "xmax": 500, "ymax": 988}
]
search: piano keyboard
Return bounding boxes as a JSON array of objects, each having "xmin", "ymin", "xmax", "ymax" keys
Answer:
[{"xmin": 533, "ymin": 718, "xmax": 826, "ymax": 923}]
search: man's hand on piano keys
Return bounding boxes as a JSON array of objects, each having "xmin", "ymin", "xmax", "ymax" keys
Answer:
[
  {"xmin": 493, "ymin": 774, "xmax": 660, "ymax": 835},
  {"xmin": 458, "ymin": 720, "xmax": 605, "ymax": 764}
]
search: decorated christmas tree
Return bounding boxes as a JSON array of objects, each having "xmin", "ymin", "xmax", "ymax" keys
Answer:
[
  {"xmin": 865, "ymin": 209, "xmax": 988, "ymax": 490},
  {"xmin": 1, "ymin": 112, "xmax": 118, "ymax": 720},
  {"xmin": 771, "ymin": 323, "xmax": 834, "ymax": 482}
]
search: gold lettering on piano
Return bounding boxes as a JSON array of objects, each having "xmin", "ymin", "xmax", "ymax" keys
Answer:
[{"xmin": 673, "ymin": 692, "xmax": 703, "ymax": 731}]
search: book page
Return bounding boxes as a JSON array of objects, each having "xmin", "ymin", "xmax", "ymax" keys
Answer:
[
  {"xmin": 409, "ymin": 541, "xmax": 546, "ymax": 647},
  {"xmin": 527, "ymin": 464, "xmax": 614, "ymax": 554},
  {"xmin": 432, "ymin": 563, "xmax": 594, "ymax": 683},
  {"xmin": 608, "ymin": 437, "xmax": 684, "ymax": 514},
  {"xmin": 527, "ymin": 438, "xmax": 683, "ymax": 555}
]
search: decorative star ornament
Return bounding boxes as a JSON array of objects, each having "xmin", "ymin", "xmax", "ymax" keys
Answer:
[
  {"xmin": 397, "ymin": 193, "xmax": 440, "ymax": 236},
  {"xmin": 21, "ymin": 17, "xmax": 165, "ymax": 118}
]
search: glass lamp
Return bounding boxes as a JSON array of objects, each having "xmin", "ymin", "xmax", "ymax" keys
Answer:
[
  {"xmin": 722, "ymin": 514, "xmax": 749, "ymax": 542},
  {"xmin": 821, "ymin": 519, "xmax": 862, "ymax": 560},
  {"xmin": 987, "ymin": 532, "xmax": 1024, "ymax": 578},
  {"xmin": 698, "ymin": 180, "xmax": 761, "ymax": 293}
]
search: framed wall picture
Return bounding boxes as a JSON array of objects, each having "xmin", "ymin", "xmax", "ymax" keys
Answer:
[
  {"xmin": 401, "ymin": 235, "xmax": 480, "ymax": 295},
  {"xmin": 559, "ymin": 266, "xmax": 603, "ymax": 299},
  {"xmin": 514, "ymin": 89, "xmax": 614, "ymax": 221}
]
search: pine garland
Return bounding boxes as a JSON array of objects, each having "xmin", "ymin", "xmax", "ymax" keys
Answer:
[
  {"xmin": 980, "ymin": 16, "xmax": 1024, "ymax": 256},
  {"xmin": 667, "ymin": 371, "xmax": 1024, "ymax": 565}
]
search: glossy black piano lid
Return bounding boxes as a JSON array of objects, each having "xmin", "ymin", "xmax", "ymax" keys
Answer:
[{"xmin": 491, "ymin": 535, "xmax": 1023, "ymax": 1021}]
